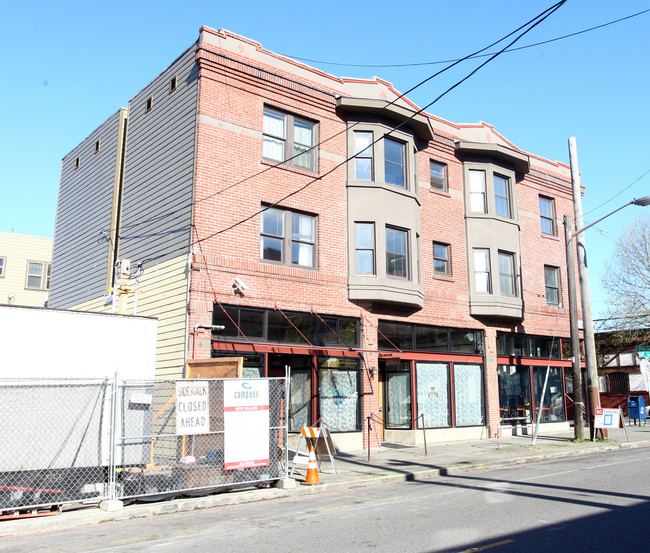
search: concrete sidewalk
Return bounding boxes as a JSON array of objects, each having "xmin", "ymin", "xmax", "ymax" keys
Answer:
[{"xmin": 2, "ymin": 424, "xmax": 650, "ymax": 538}]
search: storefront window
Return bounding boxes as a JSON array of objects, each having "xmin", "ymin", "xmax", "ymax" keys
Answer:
[
  {"xmin": 450, "ymin": 330, "xmax": 478, "ymax": 353},
  {"xmin": 318, "ymin": 357, "xmax": 360, "ymax": 431},
  {"xmin": 213, "ymin": 304, "xmax": 360, "ymax": 347},
  {"xmin": 384, "ymin": 361, "xmax": 412, "ymax": 429},
  {"xmin": 497, "ymin": 333, "xmax": 562, "ymax": 359},
  {"xmin": 414, "ymin": 326, "xmax": 448, "ymax": 351},
  {"xmin": 416, "ymin": 362, "xmax": 450, "ymax": 428},
  {"xmin": 378, "ymin": 321, "xmax": 414, "ymax": 350},
  {"xmin": 268, "ymin": 310, "xmax": 313, "ymax": 344},
  {"xmin": 533, "ymin": 367, "xmax": 565, "ymax": 422},
  {"xmin": 269, "ymin": 354, "xmax": 312, "ymax": 432},
  {"xmin": 454, "ymin": 364, "xmax": 484, "ymax": 426},
  {"xmin": 498, "ymin": 365, "xmax": 532, "ymax": 423},
  {"xmin": 379, "ymin": 320, "xmax": 482, "ymax": 354}
]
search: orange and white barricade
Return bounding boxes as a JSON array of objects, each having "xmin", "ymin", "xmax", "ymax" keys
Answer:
[{"xmin": 290, "ymin": 426, "xmax": 337, "ymax": 476}]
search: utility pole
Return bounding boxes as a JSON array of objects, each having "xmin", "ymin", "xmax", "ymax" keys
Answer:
[
  {"xmin": 568, "ymin": 137, "xmax": 600, "ymax": 438},
  {"xmin": 564, "ymin": 215, "xmax": 584, "ymax": 441}
]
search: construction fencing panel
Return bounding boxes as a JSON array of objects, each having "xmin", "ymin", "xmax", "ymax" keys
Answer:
[
  {"xmin": 0, "ymin": 377, "xmax": 288, "ymax": 512},
  {"xmin": 116, "ymin": 377, "xmax": 288, "ymax": 501},
  {"xmin": 0, "ymin": 379, "xmax": 111, "ymax": 511}
]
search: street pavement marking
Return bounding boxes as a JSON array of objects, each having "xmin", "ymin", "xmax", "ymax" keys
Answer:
[
  {"xmin": 343, "ymin": 495, "xmax": 402, "ymax": 503},
  {"xmin": 227, "ymin": 513, "xmax": 291, "ymax": 525},
  {"xmin": 112, "ymin": 534, "xmax": 164, "ymax": 544},
  {"xmin": 111, "ymin": 528, "xmax": 198, "ymax": 545},
  {"xmin": 464, "ymin": 539, "xmax": 515, "ymax": 551},
  {"xmin": 319, "ymin": 505, "xmax": 351, "ymax": 512}
]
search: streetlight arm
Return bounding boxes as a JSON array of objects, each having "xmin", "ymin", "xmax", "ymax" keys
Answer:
[{"xmin": 571, "ymin": 196, "xmax": 650, "ymax": 239}]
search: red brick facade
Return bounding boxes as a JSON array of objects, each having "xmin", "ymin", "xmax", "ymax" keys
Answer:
[{"xmin": 184, "ymin": 28, "xmax": 576, "ymax": 449}]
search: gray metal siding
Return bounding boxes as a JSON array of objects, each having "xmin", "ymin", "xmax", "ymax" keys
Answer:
[
  {"xmin": 50, "ymin": 110, "xmax": 124, "ymax": 308},
  {"xmin": 118, "ymin": 45, "xmax": 199, "ymax": 267}
]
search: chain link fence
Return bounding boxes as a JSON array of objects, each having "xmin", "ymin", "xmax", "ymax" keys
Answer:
[{"xmin": 0, "ymin": 377, "xmax": 288, "ymax": 512}]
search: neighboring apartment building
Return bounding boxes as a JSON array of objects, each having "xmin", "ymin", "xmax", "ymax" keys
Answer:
[
  {"xmin": 596, "ymin": 331, "xmax": 649, "ymax": 411},
  {"xmin": 0, "ymin": 231, "xmax": 52, "ymax": 307},
  {"xmin": 50, "ymin": 28, "xmax": 578, "ymax": 451}
]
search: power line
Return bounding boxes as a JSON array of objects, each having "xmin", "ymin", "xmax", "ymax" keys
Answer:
[
  {"xmin": 116, "ymin": 1, "xmax": 566, "ymax": 235},
  {"xmin": 192, "ymin": 1, "xmax": 567, "ymax": 247},
  {"xmin": 134, "ymin": 1, "xmax": 568, "ymax": 265},
  {"xmin": 582, "ymin": 168, "xmax": 650, "ymax": 218},
  {"xmin": 282, "ymin": 8, "xmax": 650, "ymax": 69}
]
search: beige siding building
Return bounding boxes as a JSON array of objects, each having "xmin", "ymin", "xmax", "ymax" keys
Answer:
[{"xmin": 0, "ymin": 232, "xmax": 53, "ymax": 307}]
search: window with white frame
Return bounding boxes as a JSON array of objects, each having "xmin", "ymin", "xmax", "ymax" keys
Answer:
[
  {"xmin": 351, "ymin": 127, "xmax": 413, "ymax": 191},
  {"xmin": 433, "ymin": 242, "xmax": 450, "ymax": 276},
  {"xmin": 263, "ymin": 107, "xmax": 317, "ymax": 171},
  {"xmin": 539, "ymin": 196, "xmax": 556, "ymax": 235},
  {"xmin": 544, "ymin": 265, "xmax": 560, "ymax": 306},
  {"xmin": 0, "ymin": 257, "xmax": 5, "ymax": 277},
  {"xmin": 354, "ymin": 132, "xmax": 373, "ymax": 181},
  {"xmin": 494, "ymin": 174, "xmax": 511, "ymax": 218},
  {"xmin": 384, "ymin": 137, "xmax": 406, "ymax": 188},
  {"xmin": 469, "ymin": 170, "xmax": 487, "ymax": 213},
  {"xmin": 386, "ymin": 227, "xmax": 408, "ymax": 278},
  {"xmin": 430, "ymin": 160, "xmax": 447, "ymax": 191},
  {"xmin": 473, "ymin": 249, "xmax": 491, "ymax": 293},
  {"xmin": 498, "ymin": 251, "xmax": 516, "ymax": 296},
  {"xmin": 25, "ymin": 261, "xmax": 51, "ymax": 290},
  {"xmin": 355, "ymin": 223, "xmax": 375, "ymax": 275},
  {"xmin": 260, "ymin": 207, "xmax": 316, "ymax": 268}
]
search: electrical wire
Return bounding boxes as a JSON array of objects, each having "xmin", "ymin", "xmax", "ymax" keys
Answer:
[
  {"xmin": 132, "ymin": 1, "xmax": 567, "ymax": 265},
  {"xmin": 582, "ymin": 168, "xmax": 650, "ymax": 218},
  {"xmin": 115, "ymin": 1, "xmax": 565, "ymax": 235},
  {"xmin": 192, "ymin": 1, "xmax": 567, "ymax": 247},
  {"xmin": 281, "ymin": 8, "xmax": 650, "ymax": 69}
]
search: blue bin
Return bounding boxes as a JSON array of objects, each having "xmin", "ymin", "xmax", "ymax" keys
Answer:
[{"xmin": 627, "ymin": 396, "xmax": 646, "ymax": 426}]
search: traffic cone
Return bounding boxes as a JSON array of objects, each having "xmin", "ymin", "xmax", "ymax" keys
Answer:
[{"xmin": 304, "ymin": 445, "xmax": 320, "ymax": 485}]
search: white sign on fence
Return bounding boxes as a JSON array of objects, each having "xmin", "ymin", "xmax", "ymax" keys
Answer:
[
  {"xmin": 223, "ymin": 380, "xmax": 269, "ymax": 470},
  {"xmin": 175, "ymin": 380, "xmax": 210, "ymax": 435}
]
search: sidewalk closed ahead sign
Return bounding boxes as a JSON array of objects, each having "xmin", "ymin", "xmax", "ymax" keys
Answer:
[{"xmin": 223, "ymin": 380, "xmax": 270, "ymax": 470}]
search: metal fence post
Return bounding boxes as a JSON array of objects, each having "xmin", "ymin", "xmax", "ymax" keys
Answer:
[
  {"xmin": 284, "ymin": 369, "xmax": 290, "ymax": 477},
  {"xmin": 108, "ymin": 373, "xmax": 118, "ymax": 500}
]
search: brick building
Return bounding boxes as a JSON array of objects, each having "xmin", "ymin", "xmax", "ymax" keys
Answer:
[{"xmin": 50, "ymin": 28, "xmax": 578, "ymax": 451}]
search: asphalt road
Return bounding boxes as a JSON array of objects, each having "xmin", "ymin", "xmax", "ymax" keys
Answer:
[{"xmin": 3, "ymin": 447, "xmax": 650, "ymax": 553}]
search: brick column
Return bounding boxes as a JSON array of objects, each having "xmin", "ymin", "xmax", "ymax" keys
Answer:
[
  {"xmin": 483, "ymin": 327, "xmax": 500, "ymax": 438},
  {"xmin": 361, "ymin": 311, "xmax": 381, "ymax": 450}
]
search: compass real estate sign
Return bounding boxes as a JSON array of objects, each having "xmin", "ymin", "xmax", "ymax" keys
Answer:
[{"xmin": 223, "ymin": 380, "xmax": 270, "ymax": 470}]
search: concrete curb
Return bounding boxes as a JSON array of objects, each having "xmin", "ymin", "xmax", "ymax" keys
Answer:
[{"xmin": 2, "ymin": 439, "xmax": 649, "ymax": 538}]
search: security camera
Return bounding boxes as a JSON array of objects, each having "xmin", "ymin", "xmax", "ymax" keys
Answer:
[{"xmin": 233, "ymin": 277, "xmax": 248, "ymax": 291}]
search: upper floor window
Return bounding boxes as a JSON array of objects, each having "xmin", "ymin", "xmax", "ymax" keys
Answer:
[
  {"xmin": 469, "ymin": 170, "xmax": 487, "ymax": 213},
  {"xmin": 0, "ymin": 257, "xmax": 5, "ymax": 277},
  {"xmin": 473, "ymin": 249, "xmax": 491, "ymax": 293},
  {"xmin": 386, "ymin": 227, "xmax": 408, "ymax": 278},
  {"xmin": 26, "ymin": 261, "xmax": 51, "ymax": 290},
  {"xmin": 350, "ymin": 126, "xmax": 414, "ymax": 191},
  {"xmin": 354, "ymin": 132, "xmax": 373, "ymax": 180},
  {"xmin": 384, "ymin": 138, "xmax": 406, "ymax": 188},
  {"xmin": 260, "ymin": 206, "xmax": 316, "ymax": 268},
  {"xmin": 498, "ymin": 251, "xmax": 516, "ymax": 296},
  {"xmin": 433, "ymin": 242, "xmax": 451, "ymax": 276},
  {"xmin": 465, "ymin": 164, "xmax": 517, "ymax": 220},
  {"xmin": 539, "ymin": 196, "xmax": 556, "ymax": 235},
  {"xmin": 355, "ymin": 223, "xmax": 375, "ymax": 275},
  {"xmin": 494, "ymin": 175, "xmax": 511, "ymax": 217},
  {"xmin": 544, "ymin": 265, "xmax": 560, "ymax": 306},
  {"xmin": 430, "ymin": 160, "xmax": 447, "ymax": 191},
  {"xmin": 263, "ymin": 108, "xmax": 317, "ymax": 172}
]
